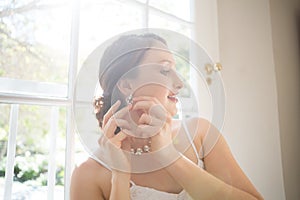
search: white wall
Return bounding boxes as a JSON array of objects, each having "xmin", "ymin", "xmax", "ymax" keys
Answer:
[
  {"xmin": 269, "ymin": 0, "xmax": 300, "ymax": 199},
  {"xmin": 217, "ymin": 1, "xmax": 286, "ymax": 199},
  {"xmin": 194, "ymin": 0, "xmax": 286, "ymax": 199}
]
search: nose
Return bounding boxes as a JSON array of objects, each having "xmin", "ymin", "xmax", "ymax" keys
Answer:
[{"xmin": 172, "ymin": 72, "xmax": 184, "ymax": 91}]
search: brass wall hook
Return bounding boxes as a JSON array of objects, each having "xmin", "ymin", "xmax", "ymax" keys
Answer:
[
  {"xmin": 205, "ymin": 64, "xmax": 213, "ymax": 75},
  {"xmin": 205, "ymin": 62, "xmax": 222, "ymax": 75},
  {"xmin": 205, "ymin": 62, "xmax": 222, "ymax": 85},
  {"xmin": 214, "ymin": 62, "xmax": 222, "ymax": 71}
]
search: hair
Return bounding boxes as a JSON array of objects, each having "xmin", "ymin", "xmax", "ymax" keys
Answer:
[{"xmin": 93, "ymin": 33, "xmax": 167, "ymax": 128}]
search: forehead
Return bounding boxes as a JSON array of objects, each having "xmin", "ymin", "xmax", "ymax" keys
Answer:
[{"xmin": 140, "ymin": 41, "xmax": 175, "ymax": 65}]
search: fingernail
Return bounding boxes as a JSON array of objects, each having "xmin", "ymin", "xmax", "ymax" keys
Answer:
[
  {"xmin": 127, "ymin": 103, "xmax": 133, "ymax": 110},
  {"xmin": 122, "ymin": 129, "xmax": 132, "ymax": 135},
  {"xmin": 114, "ymin": 100, "xmax": 121, "ymax": 106}
]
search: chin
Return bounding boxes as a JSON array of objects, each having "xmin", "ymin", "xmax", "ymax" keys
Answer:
[{"xmin": 168, "ymin": 108, "xmax": 177, "ymax": 117}]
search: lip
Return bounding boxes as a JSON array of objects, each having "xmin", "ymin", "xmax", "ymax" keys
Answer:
[{"xmin": 167, "ymin": 93, "xmax": 178, "ymax": 103}]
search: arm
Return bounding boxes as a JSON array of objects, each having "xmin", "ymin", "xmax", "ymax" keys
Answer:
[
  {"xmin": 98, "ymin": 101, "xmax": 132, "ymax": 200},
  {"xmin": 70, "ymin": 160, "xmax": 131, "ymax": 200},
  {"xmin": 110, "ymin": 172, "xmax": 131, "ymax": 200},
  {"xmin": 70, "ymin": 163, "xmax": 104, "ymax": 200},
  {"xmin": 131, "ymin": 96, "xmax": 263, "ymax": 199},
  {"xmin": 165, "ymin": 119, "xmax": 264, "ymax": 200},
  {"xmin": 70, "ymin": 101, "xmax": 132, "ymax": 200}
]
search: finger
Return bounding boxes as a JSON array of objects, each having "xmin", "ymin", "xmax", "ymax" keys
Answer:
[
  {"xmin": 135, "ymin": 124, "xmax": 160, "ymax": 138},
  {"xmin": 98, "ymin": 134, "xmax": 107, "ymax": 146},
  {"xmin": 104, "ymin": 116, "xmax": 130, "ymax": 138},
  {"xmin": 113, "ymin": 104, "xmax": 132, "ymax": 119},
  {"xmin": 138, "ymin": 113, "xmax": 163, "ymax": 127},
  {"xmin": 110, "ymin": 131, "xmax": 128, "ymax": 148},
  {"xmin": 102, "ymin": 100, "xmax": 121, "ymax": 128},
  {"xmin": 103, "ymin": 106, "xmax": 132, "ymax": 138},
  {"xmin": 149, "ymin": 104, "xmax": 168, "ymax": 121},
  {"xmin": 132, "ymin": 100, "xmax": 155, "ymax": 113},
  {"xmin": 114, "ymin": 118, "xmax": 131, "ymax": 130},
  {"xmin": 138, "ymin": 113, "xmax": 152, "ymax": 124},
  {"xmin": 133, "ymin": 96, "xmax": 160, "ymax": 104},
  {"xmin": 113, "ymin": 131, "xmax": 128, "ymax": 142},
  {"xmin": 104, "ymin": 118, "xmax": 131, "ymax": 138},
  {"xmin": 103, "ymin": 117, "xmax": 118, "ymax": 138}
]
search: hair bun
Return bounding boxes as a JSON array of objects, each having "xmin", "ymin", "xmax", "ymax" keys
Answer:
[{"xmin": 93, "ymin": 96, "xmax": 104, "ymax": 114}]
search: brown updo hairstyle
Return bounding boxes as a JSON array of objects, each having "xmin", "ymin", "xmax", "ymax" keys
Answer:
[{"xmin": 93, "ymin": 33, "xmax": 167, "ymax": 129}]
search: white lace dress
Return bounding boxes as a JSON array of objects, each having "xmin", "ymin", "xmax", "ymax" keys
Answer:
[
  {"xmin": 130, "ymin": 183, "xmax": 190, "ymax": 200},
  {"xmin": 92, "ymin": 121, "xmax": 205, "ymax": 200},
  {"xmin": 129, "ymin": 158, "xmax": 204, "ymax": 200}
]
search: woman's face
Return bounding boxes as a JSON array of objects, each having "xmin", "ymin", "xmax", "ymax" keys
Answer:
[{"xmin": 129, "ymin": 42, "xmax": 183, "ymax": 116}]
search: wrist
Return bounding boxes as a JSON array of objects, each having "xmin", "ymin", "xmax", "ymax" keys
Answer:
[
  {"xmin": 110, "ymin": 171, "xmax": 131, "ymax": 200},
  {"xmin": 111, "ymin": 170, "xmax": 131, "ymax": 182},
  {"xmin": 154, "ymin": 144, "xmax": 181, "ymax": 166}
]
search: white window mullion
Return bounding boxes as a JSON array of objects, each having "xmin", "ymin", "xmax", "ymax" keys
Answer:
[
  {"xmin": 144, "ymin": 0, "xmax": 149, "ymax": 27},
  {"xmin": 47, "ymin": 106, "xmax": 59, "ymax": 200},
  {"xmin": 64, "ymin": 107, "xmax": 75, "ymax": 200},
  {"xmin": 192, "ymin": 0, "xmax": 219, "ymax": 61},
  {"xmin": 64, "ymin": 0, "xmax": 80, "ymax": 199},
  {"xmin": 3, "ymin": 104, "xmax": 19, "ymax": 200},
  {"xmin": 148, "ymin": 5, "xmax": 193, "ymax": 28}
]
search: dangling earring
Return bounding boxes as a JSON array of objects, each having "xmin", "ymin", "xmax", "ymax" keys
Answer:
[{"xmin": 126, "ymin": 94, "xmax": 133, "ymax": 105}]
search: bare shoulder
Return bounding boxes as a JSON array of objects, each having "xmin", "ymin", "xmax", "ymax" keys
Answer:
[
  {"xmin": 172, "ymin": 117, "xmax": 215, "ymax": 157},
  {"xmin": 70, "ymin": 158, "xmax": 111, "ymax": 200},
  {"xmin": 72, "ymin": 158, "xmax": 110, "ymax": 181},
  {"xmin": 184, "ymin": 118, "xmax": 264, "ymax": 199},
  {"xmin": 184, "ymin": 117, "xmax": 213, "ymax": 144}
]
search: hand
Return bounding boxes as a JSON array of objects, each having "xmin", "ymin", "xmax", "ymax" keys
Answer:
[
  {"xmin": 131, "ymin": 96, "xmax": 174, "ymax": 152},
  {"xmin": 97, "ymin": 100, "xmax": 133, "ymax": 175}
]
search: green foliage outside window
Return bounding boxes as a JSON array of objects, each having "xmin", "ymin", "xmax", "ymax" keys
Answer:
[
  {"xmin": 0, "ymin": 0, "xmax": 70, "ymax": 188},
  {"xmin": 0, "ymin": 105, "xmax": 66, "ymax": 186}
]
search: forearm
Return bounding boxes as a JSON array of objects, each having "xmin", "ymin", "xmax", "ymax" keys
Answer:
[
  {"xmin": 109, "ymin": 172, "xmax": 131, "ymax": 200},
  {"xmin": 166, "ymin": 155, "xmax": 259, "ymax": 200}
]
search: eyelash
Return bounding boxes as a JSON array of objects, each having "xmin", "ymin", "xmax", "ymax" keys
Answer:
[
  {"xmin": 160, "ymin": 61, "xmax": 171, "ymax": 75},
  {"xmin": 160, "ymin": 68, "xmax": 170, "ymax": 75}
]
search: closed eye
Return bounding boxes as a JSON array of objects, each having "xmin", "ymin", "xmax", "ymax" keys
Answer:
[
  {"xmin": 160, "ymin": 68, "xmax": 170, "ymax": 75},
  {"xmin": 160, "ymin": 61, "xmax": 172, "ymax": 76}
]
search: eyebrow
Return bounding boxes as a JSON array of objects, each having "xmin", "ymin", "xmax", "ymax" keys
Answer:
[{"xmin": 158, "ymin": 59, "xmax": 176, "ymax": 66}]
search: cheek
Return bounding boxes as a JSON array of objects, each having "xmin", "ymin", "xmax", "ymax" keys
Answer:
[
  {"xmin": 134, "ymin": 72, "xmax": 171, "ymax": 90},
  {"xmin": 156, "ymin": 90, "xmax": 168, "ymax": 101},
  {"xmin": 154, "ymin": 88, "xmax": 170, "ymax": 105},
  {"xmin": 133, "ymin": 85, "xmax": 154, "ymax": 96}
]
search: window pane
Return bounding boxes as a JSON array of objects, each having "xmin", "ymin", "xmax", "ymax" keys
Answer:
[
  {"xmin": 79, "ymin": 0, "xmax": 143, "ymax": 68},
  {"xmin": 0, "ymin": 104, "xmax": 66, "ymax": 199},
  {"xmin": 0, "ymin": 103, "xmax": 10, "ymax": 184},
  {"xmin": 0, "ymin": 78, "xmax": 68, "ymax": 98},
  {"xmin": 0, "ymin": 0, "xmax": 72, "ymax": 84},
  {"xmin": 149, "ymin": 11, "xmax": 191, "ymax": 37},
  {"xmin": 149, "ymin": 0, "xmax": 191, "ymax": 21},
  {"xmin": 135, "ymin": 0, "xmax": 148, "ymax": 4}
]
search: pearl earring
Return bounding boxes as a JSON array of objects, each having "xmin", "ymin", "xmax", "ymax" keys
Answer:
[{"xmin": 126, "ymin": 94, "xmax": 133, "ymax": 105}]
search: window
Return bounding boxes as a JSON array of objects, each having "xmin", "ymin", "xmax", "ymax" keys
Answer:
[{"xmin": 0, "ymin": 0, "xmax": 194, "ymax": 199}]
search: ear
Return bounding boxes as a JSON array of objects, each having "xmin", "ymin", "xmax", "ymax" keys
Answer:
[{"xmin": 116, "ymin": 78, "xmax": 133, "ymax": 96}]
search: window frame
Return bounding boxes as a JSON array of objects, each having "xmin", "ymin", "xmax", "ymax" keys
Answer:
[{"xmin": 0, "ymin": 0, "xmax": 196, "ymax": 199}]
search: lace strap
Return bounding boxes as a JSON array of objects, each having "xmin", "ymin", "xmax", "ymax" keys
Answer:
[
  {"xmin": 130, "ymin": 180, "xmax": 136, "ymax": 186},
  {"xmin": 182, "ymin": 120, "xmax": 206, "ymax": 169}
]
